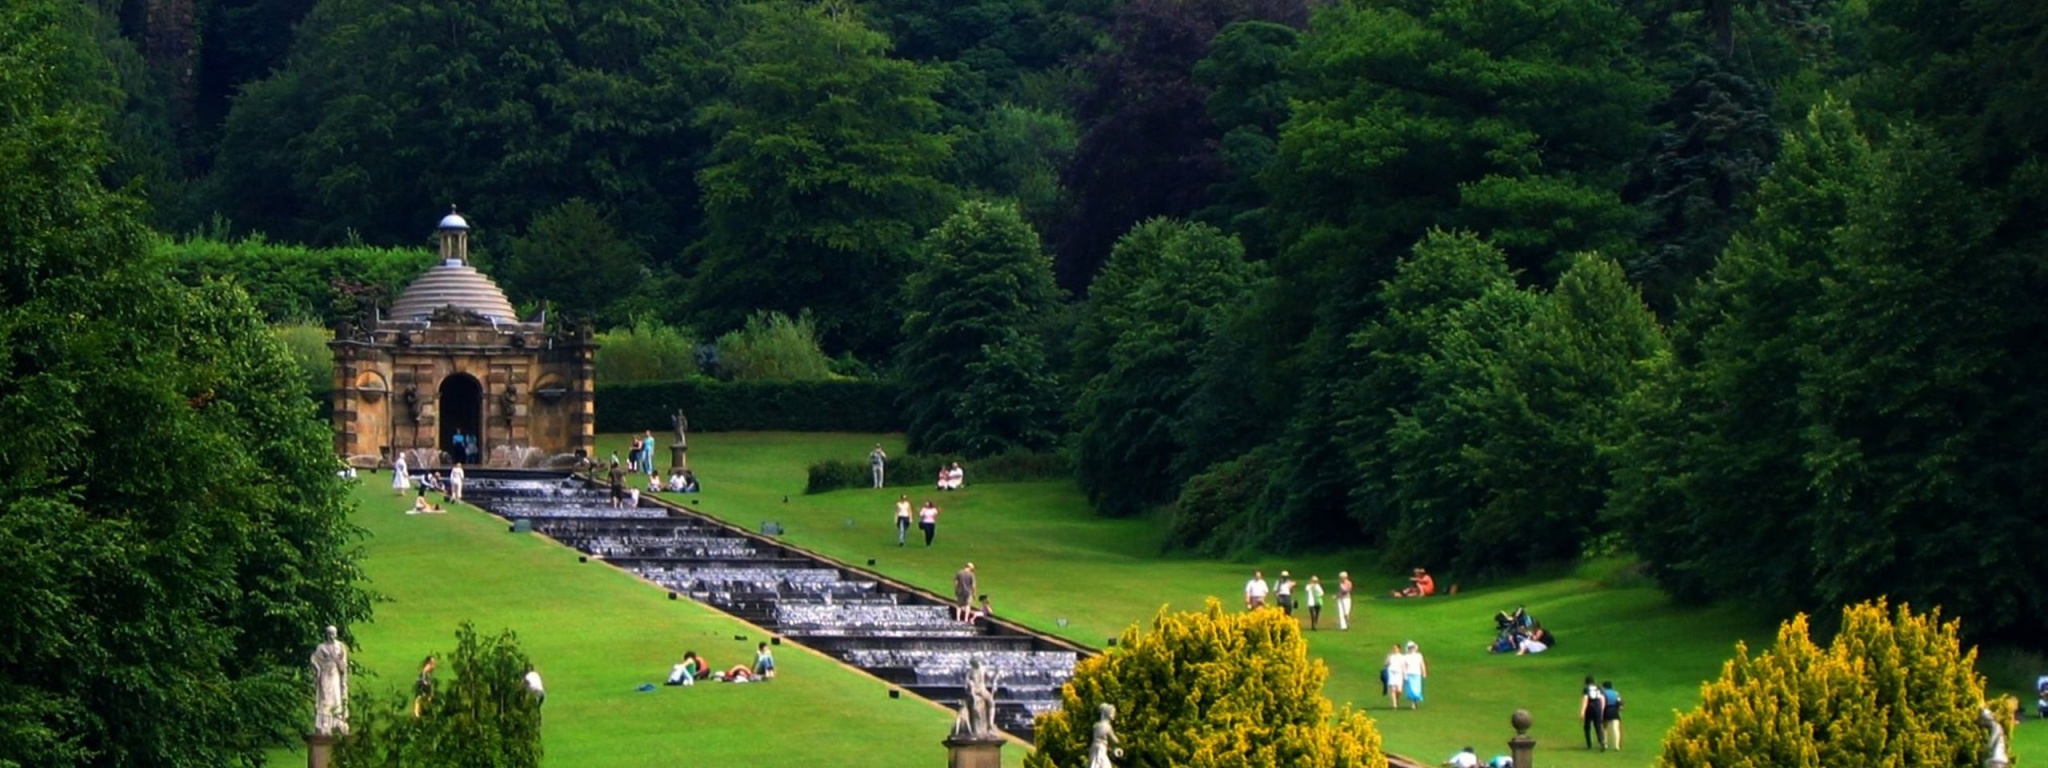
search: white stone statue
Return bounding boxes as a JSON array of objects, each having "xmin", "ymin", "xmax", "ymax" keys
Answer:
[
  {"xmin": 1981, "ymin": 707, "xmax": 2009, "ymax": 768},
  {"xmin": 954, "ymin": 656, "xmax": 1002, "ymax": 739},
  {"xmin": 311, "ymin": 625, "xmax": 349, "ymax": 735},
  {"xmin": 1087, "ymin": 703, "xmax": 1122, "ymax": 768}
]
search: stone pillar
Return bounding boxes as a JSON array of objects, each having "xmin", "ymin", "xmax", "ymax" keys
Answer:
[
  {"xmin": 670, "ymin": 444, "xmax": 689, "ymax": 472},
  {"xmin": 305, "ymin": 732, "xmax": 338, "ymax": 768},
  {"xmin": 943, "ymin": 735, "xmax": 1004, "ymax": 768},
  {"xmin": 1509, "ymin": 709, "xmax": 1535, "ymax": 768}
]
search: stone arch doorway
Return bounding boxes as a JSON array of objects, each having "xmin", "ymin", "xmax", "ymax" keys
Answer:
[{"xmin": 438, "ymin": 373, "xmax": 483, "ymax": 463}]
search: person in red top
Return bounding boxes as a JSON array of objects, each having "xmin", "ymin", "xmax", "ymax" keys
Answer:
[{"xmin": 1393, "ymin": 567, "xmax": 1436, "ymax": 598}]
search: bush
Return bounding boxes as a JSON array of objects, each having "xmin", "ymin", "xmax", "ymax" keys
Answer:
[
  {"xmin": 595, "ymin": 379, "xmax": 901, "ymax": 433},
  {"xmin": 1659, "ymin": 599, "xmax": 2010, "ymax": 768},
  {"xmin": 334, "ymin": 623, "xmax": 542, "ymax": 768},
  {"xmin": 803, "ymin": 448, "xmax": 1072, "ymax": 494},
  {"xmin": 1163, "ymin": 448, "xmax": 1275, "ymax": 556},
  {"xmin": 714, "ymin": 311, "xmax": 836, "ymax": 381},
  {"xmin": 271, "ymin": 321, "xmax": 335, "ymax": 398},
  {"xmin": 594, "ymin": 318, "xmax": 700, "ymax": 384},
  {"xmin": 1025, "ymin": 600, "xmax": 1386, "ymax": 768}
]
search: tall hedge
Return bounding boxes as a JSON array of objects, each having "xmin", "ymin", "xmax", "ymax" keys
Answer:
[
  {"xmin": 157, "ymin": 235, "xmax": 438, "ymax": 324},
  {"xmin": 594, "ymin": 379, "xmax": 902, "ymax": 433}
]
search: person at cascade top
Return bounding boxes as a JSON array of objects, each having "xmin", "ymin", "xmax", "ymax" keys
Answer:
[
  {"xmin": 1244, "ymin": 570, "xmax": 1270, "ymax": 610},
  {"xmin": 869, "ymin": 444, "xmax": 888, "ymax": 488},
  {"xmin": 447, "ymin": 463, "xmax": 465, "ymax": 503},
  {"xmin": 1443, "ymin": 746, "xmax": 1480, "ymax": 768},
  {"xmin": 954, "ymin": 563, "xmax": 978, "ymax": 623},
  {"xmin": 641, "ymin": 430, "xmax": 658, "ymax": 477},
  {"xmin": 607, "ymin": 461, "xmax": 626, "ymax": 509}
]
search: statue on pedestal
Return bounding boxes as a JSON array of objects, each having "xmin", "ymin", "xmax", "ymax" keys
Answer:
[
  {"xmin": 670, "ymin": 410, "xmax": 690, "ymax": 471},
  {"xmin": 1981, "ymin": 707, "xmax": 2009, "ymax": 768},
  {"xmin": 952, "ymin": 656, "xmax": 1003, "ymax": 740},
  {"xmin": 1087, "ymin": 703, "xmax": 1122, "ymax": 768},
  {"xmin": 310, "ymin": 626, "xmax": 349, "ymax": 736}
]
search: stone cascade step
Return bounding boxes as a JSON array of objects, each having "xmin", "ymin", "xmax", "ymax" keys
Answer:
[{"xmin": 463, "ymin": 470, "xmax": 1085, "ymax": 741}]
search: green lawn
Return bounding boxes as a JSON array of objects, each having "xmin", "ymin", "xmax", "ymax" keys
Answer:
[
  {"xmin": 615, "ymin": 431, "xmax": 2047, "ymax": 767},
  {"xmin": 269, "ymin": 468, "xmax": 1026, "ymax": 768},
  {"xmin": 278, "ymin": 431, "xmax": 2044, "ymax": 767}
]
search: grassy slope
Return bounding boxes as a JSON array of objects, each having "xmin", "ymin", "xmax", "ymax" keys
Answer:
[
  {"xmin": 633, "ymin": 431, "xmax": 2047, "ymax": 767},
  {"xmin": 271, "ymin": 476, "xmax": 1026, "ymax": 768}
]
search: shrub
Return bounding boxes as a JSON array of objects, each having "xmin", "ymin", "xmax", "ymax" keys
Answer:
[
  {"xmin": 1163, "ymin": 448, "xmax": 1275, "ymax": 556},
  {"xmin": 594, "ymin": 317, "xmax": 700, "ymax": 384},
  {"xmin": 594, "ymin": 379, "xmax": 901, "ymax": 433},
  {"xmin": 1658, "ymin": 599, "xmax": 2011, "ymax": 768},
  {"xmin": 803, "ymin": 448, "xmax": 1072, "ymax": 494},
  {"xmin": 715, "ymin": 311, "xmax": 835, "ymax": 381},
  {"xmin": 270, "ymin": 321, "xmax": 334, "ymax": 398},
  {"xmin": 334, "ymin": 623, "xmax": 542, "ymax": 768},
  {"xmin": 1026, "ymin": 600, "xmax": 1386, "ymax": 768}
]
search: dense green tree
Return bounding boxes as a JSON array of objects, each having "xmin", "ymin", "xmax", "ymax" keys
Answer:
[
  {"xmin": 1611, "ymin": 99, "xmax": 1875, "ymax": 607},
  {"xmin": 1070, "ymin": 219, "xmax": 1262, "ymax": 518},
  {"xmin": 157, "ymin": 235, "xmax": 437, "ymax": 324},
  {"xmin": 1, "ymin": 8, "xmax": 370, "ymax": 763},
  {"xmin": 1055, "ymin": 0, "xmax": 1309, "ymax": 290},
  {"xmin": 1191, "ymin": 19, "xmax": 1300, "ymax": 260},
  {"xmin": 1026, "ymin": 601, "xmax": 1386, "ymax": 768},
  {"xmin": 211, "ymin": 0, "xmax": 722, "ymax": 258},
  {"xmin": 897, "ymin": 201, "xmax": 1065, "ymax": 457},
  {"xmin": 503, "ymin": 199, "xmax": 650, "ymax": 326},
  {"xmin": 1451, "ymin": 253, "xmax": 1665, "ymax": 573},
  {"xmin": 687, "ymin": 1, "xmax": 956, "ymax": 357},
  {"xmin": 1335, "ymin": 231, "xmax": 1515, "ymax": 549},
  {"xmin": 950, "ymin": 104, "xmax": 1078, "ymax": 241}
]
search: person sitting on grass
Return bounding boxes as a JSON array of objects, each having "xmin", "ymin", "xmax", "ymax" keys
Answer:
[
  {"xmin": 679, "ymin": 470, "xmax": 701, "ymax": 494},
  {"xmin": 754, "ymin": 643, "xmax": 776, "ymax": 680},
  {"xmin": 1444, "ymin": 746, "xmax": 1480, "ymax": 768},
  {"xmin": 1392, "ymin": 568, "xmax": 1436, "ymax": 598},
  {"xmin": 667, "ymin": 651, "xmax": 709, "ymax": 686},
  {"xmin": 648, "ymin": 474, "xmax": 665, "ymax": 493},
  {"xmin": 719, "ymin": 665, "xmax": 758, "ymax": 683}
]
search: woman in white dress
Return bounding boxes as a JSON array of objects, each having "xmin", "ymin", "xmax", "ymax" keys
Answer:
[{"xmin": 391, "ymin": 454, "xmax": 410, "ymax": 496}]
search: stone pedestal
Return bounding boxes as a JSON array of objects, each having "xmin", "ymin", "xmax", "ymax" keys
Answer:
[
  {"xmin": 670, "ymin": 444, "xmax": 689, "ymax": 472},
  {"xmin": 943, "ymin": 735, "xmax": 1004, "ymax": 768},
  {"xmin": 1508, "ymin": 708, "xmax": 1535, "ymax": 768},
  {"xmin": 305, "ymin": 732, "xmax": 338, "ymax": 768}
]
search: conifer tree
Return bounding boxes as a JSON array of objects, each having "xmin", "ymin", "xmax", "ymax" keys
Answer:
[{"xmin": 1027, "ymin": 600, "xmax": 1385, "ymax": 768}]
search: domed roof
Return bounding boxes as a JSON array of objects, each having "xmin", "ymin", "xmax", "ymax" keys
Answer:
[
  {"xmin": 438, "ymin": 212, "xmax": 471, "ymax": 231},
  {"xmin": 388, "ymin": 261, "xmax": 519, "ymax": 322}
]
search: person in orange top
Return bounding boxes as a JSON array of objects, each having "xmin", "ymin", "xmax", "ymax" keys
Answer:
[{"xmin": 1393, "ymin": 567, "xmax": 1436, "ymax": 598}]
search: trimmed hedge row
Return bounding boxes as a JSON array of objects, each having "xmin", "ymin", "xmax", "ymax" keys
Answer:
[
  {"xmin": 805, "ymin": 450, "xmax": 1073, "ymax": 494},
  {"xmin": 595, "ymin": 379, "xmax": 903, "ymax": 433}
]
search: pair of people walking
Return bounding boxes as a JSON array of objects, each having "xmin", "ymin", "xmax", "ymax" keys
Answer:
[
  {"xmin": 1580, "ymin": 677, "xmax": 1624, "ymax": 750},
  {"xmin": 1384, "ymin": 641, "xmax": 1428, "ymax": 709},
  {"xmin": 893, "ymin": 495, "xmax": 941, "ymax": 546}
]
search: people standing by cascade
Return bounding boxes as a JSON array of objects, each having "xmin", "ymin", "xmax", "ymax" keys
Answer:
[
  {"xmin": 391, "ymin": 452, "xmax": 410, "ymax": 497},
  {"xmin": 894, "ymin": 494, "xmax": 913, "ymax": 546},
  {"xmin": 1337, "ymin": 571, "xmax": 1355, "ymax": 630},
  {"xmin": 869, "ymin": 444, "xmax": 888, "ymax": 488},
  {"xmin": 641, "ymin": 430, "xmax": 658, "ymax": 478}
]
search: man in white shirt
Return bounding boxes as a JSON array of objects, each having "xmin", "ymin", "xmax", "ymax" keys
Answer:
[
  {"xmin": 524, "ymin": 665, "xmax": 545, "ymax": 707},
  {"xmin": 1444, "ymin": 747, "xmax": 1480, "ymax": 768},
  {"xmin": 1244, "ymin": 570, "xmax": 1269, "ymax": 610},
  {"xmin": 448, "ymin": 463, "xmax": 465, "ymax": 502}
]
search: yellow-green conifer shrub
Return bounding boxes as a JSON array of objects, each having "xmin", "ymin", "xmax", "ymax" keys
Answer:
[
  {"xmin": 1659, "ymin": 599, "xmax": 2013, "ymax": 768},
  {"xmin": 1027, "ymin": 599, "xmax": 1385, "ymax": 768}
]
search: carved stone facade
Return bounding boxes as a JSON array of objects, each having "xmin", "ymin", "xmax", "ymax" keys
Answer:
[{"xmin": 328, "ymin": 211, "xmax": 596, "ymax": 467}]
